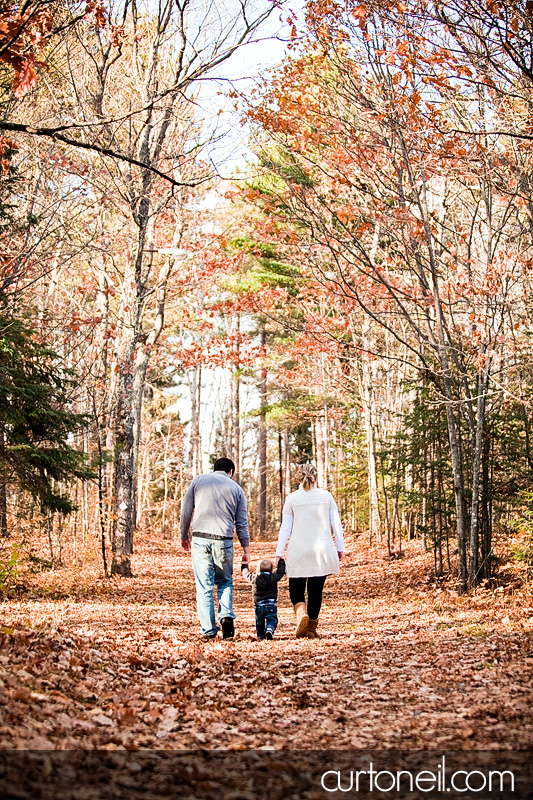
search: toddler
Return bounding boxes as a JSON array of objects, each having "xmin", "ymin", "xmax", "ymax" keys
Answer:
[{"xmin": 241, "ymin": 557, "xmax": 285, "ymax": 639}]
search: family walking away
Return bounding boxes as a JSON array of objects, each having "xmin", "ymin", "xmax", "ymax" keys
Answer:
[{"xmin": 180, "ymin": 458, "xmax": 344, "ymax": 641}]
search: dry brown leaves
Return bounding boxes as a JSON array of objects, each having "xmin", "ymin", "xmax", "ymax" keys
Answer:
[{"xmin": 0, "ymin": 532, "xmax": 532, "ymax": 751}]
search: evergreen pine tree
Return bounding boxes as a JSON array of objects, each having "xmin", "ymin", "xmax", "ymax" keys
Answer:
[{"xmin": 0, "ymin": 309, "xmax": 93, "ymax": 533}]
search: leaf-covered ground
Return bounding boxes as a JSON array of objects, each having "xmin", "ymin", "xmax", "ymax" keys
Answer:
[{"xmin": 0, "ymin": 533, "xmax": 532, "ymax": 751}]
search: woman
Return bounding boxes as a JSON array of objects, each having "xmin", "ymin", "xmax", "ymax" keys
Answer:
[{"xmin": 275, "ymin": 463, "xmax": 344, "ymax": 639}]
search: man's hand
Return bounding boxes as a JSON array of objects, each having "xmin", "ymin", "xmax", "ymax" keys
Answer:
[
  {"xmin": 181, "ymin": 539, "xmax": 191, "ymax": 552},
  {"xmin": 242, "ymin": 546, "xmax": 250, "ymax": 565}
]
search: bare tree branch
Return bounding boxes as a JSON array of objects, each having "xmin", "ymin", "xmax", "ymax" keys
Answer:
[{"xmin": 0, "ymin": 120, "xmax": 210, "ymax": 186}]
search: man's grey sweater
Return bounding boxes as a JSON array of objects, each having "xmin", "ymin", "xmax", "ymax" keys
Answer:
[{"xmin": 179, "ymin": 470, "xmax": 250, "ymax": 547}]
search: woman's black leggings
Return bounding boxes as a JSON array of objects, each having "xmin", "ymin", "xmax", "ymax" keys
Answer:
[{"xmin": 289, "ymin": 575, "xmax": 327, "ymax": 620}]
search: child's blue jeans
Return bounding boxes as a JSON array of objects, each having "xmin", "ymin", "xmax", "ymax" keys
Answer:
[{"xmin": 255, "ymin": 599, "xmax": 278, "ymax": 638}]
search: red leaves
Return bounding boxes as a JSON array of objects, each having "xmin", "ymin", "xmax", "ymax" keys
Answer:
[
  {"xmin": 0, "ymin": 136, "xmax": 17, "ymax": 174},
  {"xmin": 8, "ymin": 56, "xmax": 38, "ymax": 98},
  {"xmin": 84, "ymin": 0, "xmax": 108, "ymax": 29},
  {"xmin": 0, "ymin": 5, "xmax": 52, "ymax": 97},
  {"xmin": 0, "ymin": 1, "xmax": 107, "ymax": 98}
]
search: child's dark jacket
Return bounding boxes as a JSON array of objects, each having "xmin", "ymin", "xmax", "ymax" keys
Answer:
[{"xmin": 241, "ymin": 558, "xmax": 285, "ymax": 604}]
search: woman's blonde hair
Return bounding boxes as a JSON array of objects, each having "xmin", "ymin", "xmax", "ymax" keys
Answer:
[{"xmin": 298, "ymin": 462, "xmax": 317, "ymax": 491}]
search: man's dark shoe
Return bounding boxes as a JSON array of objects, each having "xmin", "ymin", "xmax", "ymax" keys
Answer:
[
  {"xmin": 221, "ymin": 617, "xmax": 235, "ymax": 639},
  {"xmin": 202, "ymin": 632, "xmax": 217, "ymax": 642}
]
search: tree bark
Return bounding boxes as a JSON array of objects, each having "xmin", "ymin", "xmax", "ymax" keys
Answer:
[
  {"xmin": 283, "ymin": 426, "xmax": 291, "ymax": 498},
  {"xmin": 468, "ymin": 370, "xmax": 488, "ymax": 588},
  {"xmin": 111, "ymin": 343, "xmax": 136, "ymax": 576},
  {"xmin": 189, "ymin": 366, "xmax": 202, "ymax": 473},
  {"xmin": 315, "ymin": 410, "xmax": 327, "ymax": 489},
  {"xmin": 361, "ymin": 318, "xmax": 381, "ymax": 542},
  {"xmin": 0, "ymin": 424, "xmax": 7, "ymax": 538},
  {"xmin": 233, "ymin": 315, "xmax": 241, "ymax": 482},
  {"xmin": 258, "ymin": 325, "xmax": 268, "ymax": 538}
]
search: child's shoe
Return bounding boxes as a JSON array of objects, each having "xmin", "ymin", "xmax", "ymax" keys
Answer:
[{"xmin": 265, "ymin": 629, "xmax": 274, "ymax": 640}]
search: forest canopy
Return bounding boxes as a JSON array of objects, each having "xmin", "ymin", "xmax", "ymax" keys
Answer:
[{"xmin": 0, "ymin": 0, "xmax": 532, "ymax": 596}]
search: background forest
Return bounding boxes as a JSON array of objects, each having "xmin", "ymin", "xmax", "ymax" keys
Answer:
[{"xmin": 1, "ymin": 0, "xmax": 533, "ymax": 596}]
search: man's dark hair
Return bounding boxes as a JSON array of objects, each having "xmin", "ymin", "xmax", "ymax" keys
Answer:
[{"xmin": 213, "ymin": 457, "xmax": 235, "ymax": 474}]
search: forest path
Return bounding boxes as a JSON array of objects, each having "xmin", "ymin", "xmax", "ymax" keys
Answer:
[{"xmin": 0, "ymin": 533, "xmax": 532, "ymax": 750}]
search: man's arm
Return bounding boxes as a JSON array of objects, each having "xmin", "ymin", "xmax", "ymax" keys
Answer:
[
  {"xmin": 234, "ymin": 490, "xmax": 250, "ymax": 550},
  {"xmin": 179, "ymin": 481, "xmax": 195, "ymax": 549}
]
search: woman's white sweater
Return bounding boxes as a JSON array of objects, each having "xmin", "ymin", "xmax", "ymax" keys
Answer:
[{"xmin": 275, "ymin": 486, "xmax": 344, "ymax": 578}]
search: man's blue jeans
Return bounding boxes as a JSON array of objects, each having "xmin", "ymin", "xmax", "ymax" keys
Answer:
[
  {"xmin": 255, "ymin": 599, "xmax": 278, "ymax": 638},
  {"xmin": 191, "ymin": 538, "xmax": 234, "ymax": 637}
]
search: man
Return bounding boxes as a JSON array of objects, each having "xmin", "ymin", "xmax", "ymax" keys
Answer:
[{"xmin": 180, "ymin": 457, "xmax": 250, "ymax": 641}]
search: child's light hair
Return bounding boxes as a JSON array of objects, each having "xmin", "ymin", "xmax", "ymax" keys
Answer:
[
  {"xmin": 298, "ymin": 462, "xmax": 317, "ymax": 491},
  {"xmin": 257, "ymin": 558, "xmax": 273, "ymax": 573}
]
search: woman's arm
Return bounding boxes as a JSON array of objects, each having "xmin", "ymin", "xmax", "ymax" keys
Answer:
[
  {"xmin": 329, "ymin": 501, "xmax": 344, "ymax": 554},
  {"xmin": 275, "ymin": 513, "xmax": 293, "ymax": 561}
]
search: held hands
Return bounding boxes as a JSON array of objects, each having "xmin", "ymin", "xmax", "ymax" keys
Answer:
[
  {"xmin": 241, "ymin": 546, "xmax": 251, "ymax": 565},
  {"xmin": 181, "ymin": 539, "xmax": 191, "ymax": 552},
  {"xmin": 274, "ymin": 556, "xmax": 280, "ymax": 567}
]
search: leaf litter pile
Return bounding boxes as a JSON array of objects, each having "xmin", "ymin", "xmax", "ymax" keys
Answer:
[{"xmin": 0, "ymin": 533, "xmax": 532, "ymax": 752}]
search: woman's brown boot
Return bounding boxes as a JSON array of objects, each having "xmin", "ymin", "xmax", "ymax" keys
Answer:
[
  {"xmin": 307, "ymin": 618, "xmax": 319, "ymax": 639},
  {"xmin": 294, "ymin": 603, "xmax": 309, "ymax": 638}
]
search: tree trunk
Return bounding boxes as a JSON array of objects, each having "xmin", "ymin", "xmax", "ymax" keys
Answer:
[
  {"xmin": 161, "ymin": 422, "xmax": 171, "ymax": 536},
  {"xmin": 111, "ymin": 343, "xmax": 136, "ymax": 576},
  {"xmin": 315, "ymin": 411, "xmax": 327, "ymax": 489},
  {"xmin": 93, "ymin": 396, "xmax": 109, "ymax": 576},
  {"xmin": 189, "ymin": 366, "xmax": 202, "ymax": 473},
  {"xmin": 480, "ymin": 424, "xmax": 493, "ymax": 580},
  {"xmin": 442, "ymin": 381, "xmax": 468, "ymax": 591},
  {"xmin": 428, "ymin": 246, "xmax": 469, "ymax": 591},
  {"xmin": 361, "ymin": 318, "xmax": 381, "ymax": 542},
  {"xmin": 258, "ymin": 325, "xmax": 267, "ymax": 538},
  {"xmin": 112, "ymin": 325, "xmax": 156, "ymax": 576},
  {"xmin": 468, "ymin": 371, "xmax": 488, "ymax": 588},
  {"xmin": 283, "ymin": 426, "xmax": 291, "ymax": 498},
  {"xmin": 0, "ymin": 424, "xmax": 7, "ymax": 538},
  {"xmin": 278, "ymin": 431, "xmax": 284, "ymax": 514},
  {"xmin": 233, "ymin": 318, "xmax": 241, "ymax": 482}
]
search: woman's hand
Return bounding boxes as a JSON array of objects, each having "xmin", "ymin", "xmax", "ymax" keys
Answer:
[
  {"xmin": 338, "ymin": 551, "xmax": 344, "ymax": 561},
  {"xmin": 274, "ymin": 556, "xmax": 280, "ymax": 567}
]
